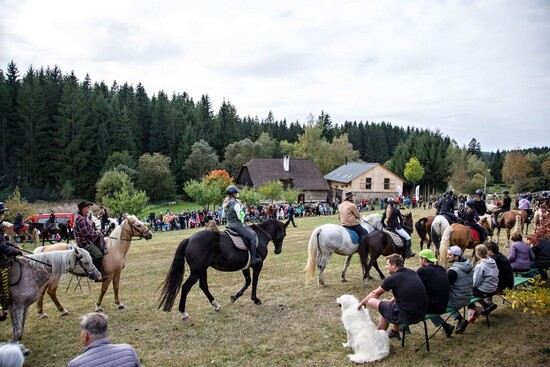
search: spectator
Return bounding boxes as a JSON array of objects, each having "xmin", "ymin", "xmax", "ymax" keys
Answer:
[
  {"xmin": 531, "ymin": 238, "xmax": 550, "ymax": 280},
  {"xmin": 0, "ymin": 342, "xmax": 25, "ymax": 367},
  {"xmin": 287, "ymin": 203, "xmax": 297, "ymax": 228},
  {"xmin": 358, "ymin": 253, "xmax": 427, "ymax": 340},
  {"xmin": 486, "ymin": 241, "xmax": 514, "ymax": 292},
  {"xmin": 507, "ymin": 233, "xmax": 535, "ymax": 273},
  {"xmin": 431, "ymin": 246, "xmax": 473, "ymax": 334},
  {"xmin": 416, "ymin": 249, "xmax": 452, "ymax": 337},
  {"xmin": 67, "ymin": 312, "xmax": 141, "ymax": 367},
  {"xmin": 467, "ymin": 244, "xmax": 499, "ymax": 323}
]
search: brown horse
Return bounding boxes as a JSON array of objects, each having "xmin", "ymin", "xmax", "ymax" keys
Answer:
[
  {"xmin": 1, "ymin": 221, "xmax": 39, "ymax": 246},
  {"xmin": 438, "ymin": 219, "xmax": 493, "ymax": 264},
  {"xmin": 496, "ymin": 210, "xmax": 527, "ymax": 245},
  {"xmin": 414, "ymin": 216, "xmax": 434, "ymax": 251}
]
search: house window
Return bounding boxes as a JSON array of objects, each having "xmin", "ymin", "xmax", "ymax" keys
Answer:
[
  {"xmin": 365, "ymin": 178, "xmax": 372, "ymax": 190},
  {"xmin": 384, "ymin": 178, "xmax": 390, "ymax": 190}
]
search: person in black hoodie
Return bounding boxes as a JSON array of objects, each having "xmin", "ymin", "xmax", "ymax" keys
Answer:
[{"xmin": 486, "ymin": 241, "xmax": 514, "ymax": 293}]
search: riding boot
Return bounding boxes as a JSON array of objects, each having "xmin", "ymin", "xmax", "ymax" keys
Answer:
[
  {"xmin": 405, "ymin": 239, "xmax": 416, "ymax": 258},
  {"xmin": 92, "ymin": 256, "xmax": 108, "ymax": 282},
  {"xmin": 248, "ymin": 242, "xmax": 262, "ymax": 266}
]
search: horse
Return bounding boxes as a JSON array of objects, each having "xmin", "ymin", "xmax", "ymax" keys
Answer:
[
  {"xmin": 303, "ymin": 214, "xmax": 383, "ymax": 286},
  {"xmin": 414, "ymin": 215, "xmax": 434, "ymax": 251},
  {"xmin": 6, "ymin": 248, "xmax": 100, "ymax": 355},
  {"xmin": 1, "ymin": 221, "xmax": 39, "ymax": 246},
  {"xmin": 39, "ymin": 221, "xmax": 72, "ymax": 245},
  {"xmin": 32, "ymin": 242, "xmax": 80, "ymax": 318},
  {"xmin": 358, "ymin": 212, "xmax": 413, "ymax": 284},
  {"xmin": 496, "ymin": 210, "xmax": 528, "ymax": 245},
  {"xmin": 158, "ymin": 219, "xmax": 290, "ymax": 320},
  {"xmin": 94, "ymin": 215, "xmax": 152, "ymax": 312},
  {"xmin": 438, "ymin": 219, "xmax": 494, "ymax": 264},
  {"xmin": 429, "ymin": 215, "xmax": 451, "ymax": 254}
]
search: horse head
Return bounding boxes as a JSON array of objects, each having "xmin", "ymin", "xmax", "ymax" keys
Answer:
[
  {"xmin": 125, "ymin": 215, "xmax": 153, "ymax": 240},
  {"xmin": 403, "ymin": 212, "xmax": 413, "ymax": 235},
  {"xmin": 71, "ymin": 248, "xmax": 101, "ymax": 281}
]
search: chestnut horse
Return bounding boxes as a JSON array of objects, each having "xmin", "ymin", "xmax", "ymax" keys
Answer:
[
  {"xmin": 496, "ymin": 210, "xmax": 528, "ymax": 245},
  {"xmin": 1, "ymin": 221, "xmax": 39, "ymax": 246},
  {"xmin": 438, "ymin": 219, "xmax": 493, "ymax": 264}
]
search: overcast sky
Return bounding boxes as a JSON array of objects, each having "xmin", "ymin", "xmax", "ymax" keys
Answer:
[{"xmin": 1, "ymin": 0, "xmax": 549, "ymax": 152}]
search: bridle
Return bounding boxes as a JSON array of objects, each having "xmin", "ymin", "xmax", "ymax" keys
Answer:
[
  {"xmin": 252, "ymin": 221, "xmax": 285, "ymax": 245},
  {"xmin": 111, "ymin": 218, "xmax": 152, "ymax": 241}
]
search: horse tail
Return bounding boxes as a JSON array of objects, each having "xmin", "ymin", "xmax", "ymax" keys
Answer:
[
  {"xmin": 438, "ymin": 225, "xmax": 454, "ymax": 264},
  {"xmin": 430, "ymin": 220, "xmax": 440, "ymax": 249},
  {"xmin": 157, "ymin": 238, "xmax": 188, "ymax": 312},
  {"xmin": 513, "ymin": 214, "xmax": 522, "ymax": 234},
  {"xmin": 303, "ymin": 226, "xmax": 322, "ymax": 284},
  {"xmin": 415, "ymin": 218, "xmax": 427, "ymax": 242}
]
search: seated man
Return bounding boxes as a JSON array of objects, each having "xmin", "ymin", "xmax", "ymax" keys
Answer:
[
  {"xmin": 338, "ymin": 192, "xmax": 368, "ymax": 240},
  {"xmin": 486, "ymin": 241, "xmax": 514, "ymax": 293},
  {"xmin": 416, "ymin": 249, "xmax": 452, "ymax": 337},
  {"xmin": 492, "ymin": 191, "xmax": 511, "ymax": 218},
  {"xmin": 358, "ymin": 253, "xmax": 427, "ymax": 339}
]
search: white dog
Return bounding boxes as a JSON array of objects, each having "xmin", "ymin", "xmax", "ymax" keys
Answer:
[{"xmin": 337, "ymin": 294, "xmax": 390, "ymax": 363}]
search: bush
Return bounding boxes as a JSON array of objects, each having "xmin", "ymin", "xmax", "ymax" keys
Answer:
[{"xmin": 504, "ymin": 275, "xmax": 549, "ymax": 316}]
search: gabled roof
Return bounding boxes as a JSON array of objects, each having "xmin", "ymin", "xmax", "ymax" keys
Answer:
[
  {"xmin": 236, "ymin": 158, "xmax": 329, "ymax": 191},
  {"xmin": 324, "ymin": 162, "xmax": 380, "ymax": 183}
]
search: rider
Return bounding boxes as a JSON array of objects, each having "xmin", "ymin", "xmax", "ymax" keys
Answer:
[
  {"xmin": 338, "ymin": 192, "xmax": 369, "ymax": 240},
  {"xmin": 223, "ymin": 186, "xmax": 262, "ymax": 266},
  {"xmin": 99, "ymin": 205, "xmax": 110, "ymax": 234},
  {"xmin": 381, "ymin": 198, "xmax": 416, "ymax": 258},
  {"xmin": 73, "ymin": 201, "xmax": 108, "ymax": 282},
  {"xmin": 0, "ymin": 202, "xmax": 23, "ymax": 321},
  {"xmin": 492, "ymin": 191, "xmax": 511, "ymax": 218},
  {"xmin": 462, "ymin": 198, "xmax": 487, "ymax": 244},
  {"xmin": 45, "ymin": 211, "xmax": 56, "ymax": 231},
  {"xmin": 518, "ymin": 194, "xmax": 534, "ymax": 223},
  {"xmin": 13, "ymin": 212, "xmax": 24, "ymax": 231},
  {"xmin": 439, "ymin": 190, "xmax": 459, "ymax": 224}
]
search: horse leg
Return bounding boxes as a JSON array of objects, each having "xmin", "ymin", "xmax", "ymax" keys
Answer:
[
  {"xmin": 371, "ymin": 259, "xmax": 386, "ymax": 280},
  {"xmin": 36, "ymin": 284, "xmax": 50, "ymax": 319},
  {"xmin": 111, "ymin": 271, "xmax": 125, "ymax": 309},
  {"xmin": 230, "ymin": 268, "xmax": 252, "ymax": 304},
  {"xmin": 317, "ymin": 254, "xmax": 330, "ymax": 286},
  {"xmin": 95, "ymin": 276, "xmax": 113, "ymax": 312},
  {"xmin": 340, "ymin": 255, "xmax": 352, "ymax": 282},
  {"xmin": 47, "ymin": 282, "xmax": 69, "ymax": 316},
  {"xmin": 178, "ymin": 271, "xmax": 201, "ymax": 320},
  {"xmin": 10, "ymin": 305, "xmax": 26, "ymax": 342},
  {"xmin": 198, "ymin": 271, "xmax": 221, "ymax": 311},
  {"xmin": 250, "ymin": 267, "xmax": 262, "ymax": 305}
]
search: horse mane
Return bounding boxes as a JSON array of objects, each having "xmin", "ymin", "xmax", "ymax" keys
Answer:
[
  {"xmin": 107, "ymin": 222, "xmax": 123, "ymax": 250},
  {"xmin": 27, "ymin": 250, "xmax": 77, "ymax": 283}
]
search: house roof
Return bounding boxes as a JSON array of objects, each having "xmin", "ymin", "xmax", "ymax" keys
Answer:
[
  {"xmin": 323, "ymin": 162, "xmax": 380, "ymax": 183},
  {"xmin": 236, "ymin": 158, "xmax": 329, "ymax": 190}
]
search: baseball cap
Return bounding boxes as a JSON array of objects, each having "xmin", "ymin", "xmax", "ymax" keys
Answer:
[
  {"xmin": 448, "ymin": 246, "xmax": 463, "ymax": 257},
  {"xmin": 419, "ymin": 249, "xmax": 437, "ymax": 263}
]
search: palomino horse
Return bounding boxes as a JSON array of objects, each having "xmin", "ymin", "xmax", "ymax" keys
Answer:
[
  {"xmin": 95, "ymin": 215, "xmax": 152, "ymax": 311},
  {"xmin": 358, "ymin": 213, "xmax": 413, "ymax": 284},
  {"xmin": 1, "ymin": 221, "xmax": 39, "ymax": 246},
  {"xmin": 415, "ymin": 215, "xmax": 434, "ymax": 251},
  {"xmin": 32, "ymin": 242, "xmax": 80, "ymax": 318},
  {"xmin": 7, "ymin": 248, "xmax": 100, "ymax": 355},
  {"xmin": 303, "ymin": 214, "xmax": 382, "ymax": 286},
  {"xmin": 438, "ymin": 219, "xmax": 493, "ymax": 264},
  {"xmin": 496, "ymin": 210, "xmax": 528, "ymax": 245},
  {"xmin": 158, "ymin": 219, "xmax": 289, "ymax": 320}
]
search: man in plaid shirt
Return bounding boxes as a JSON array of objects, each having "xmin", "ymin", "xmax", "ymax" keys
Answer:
[{"xmin": 74, "ymin": 201, "xmax": 107, "ymax": 282}]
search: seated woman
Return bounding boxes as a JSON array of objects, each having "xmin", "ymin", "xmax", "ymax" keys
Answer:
[
  {"xmin": 467, "ymin": 244, "xmax": 499, "ymax": 323},
  {"xmin": 508, "ymin": 232, "xmax": 535, "ymax": 273}
]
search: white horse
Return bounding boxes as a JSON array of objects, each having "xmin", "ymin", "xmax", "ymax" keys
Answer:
[
  {"xmin": 430, "ymin": 215, "xmax": 450, "ymax": 254},
  {"xmin": 304, "ymin": 214, "xmax": 383, "ymax": 286}
]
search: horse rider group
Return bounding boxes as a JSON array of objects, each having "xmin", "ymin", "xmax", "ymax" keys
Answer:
[
  {"xmin": 338, "ymin": 192, "xmax": 415, "ymax": 259},
  {"xmin": 0, "ymin": 202, "xmax": 24, "ymax": 322}
]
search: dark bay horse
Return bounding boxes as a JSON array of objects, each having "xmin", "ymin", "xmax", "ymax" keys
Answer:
[
  {"xmin": 158, "ymin": 219, "xmax": 290, "ymax": 320},
  {"xmin": 39, "ymin": 222, "xmax": 72, "ymax": 245},
  {"xmin": 415, "ymin": 215, "xmax": 434, "ymax": 251},
  {"xmin": 358, "ymin": 213, "xmax": 413, "ymax": 284},
  {"xmin": 7, "ymin": 248, "xmax": 100, "ymax": 355}
]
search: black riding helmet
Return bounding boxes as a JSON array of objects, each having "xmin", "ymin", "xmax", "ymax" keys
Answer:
[
  {"xmin": 225, "ymin": 186, "xmax": 239, "ymax": 195},
  {"xmin": 475, "ymin": 189, "xmax": 483, "ymax": 196}
]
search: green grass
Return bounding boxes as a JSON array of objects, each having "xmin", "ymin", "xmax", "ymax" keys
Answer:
[{"xmin": 4, "ymin": 207, "xmax": 549, "ymax": 367}]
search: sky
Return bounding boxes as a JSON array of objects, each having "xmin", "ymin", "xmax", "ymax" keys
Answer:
[{"xmin": 1, "ymin": 0, "xmax": 549, "ymax": 152}]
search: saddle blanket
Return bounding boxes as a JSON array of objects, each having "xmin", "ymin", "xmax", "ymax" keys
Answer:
[
  {"xmin": 344, "ymin": 228, "xmax": 360, "ymax": 245},
  {"xmin": 224, "ymin": 229, "xmax": 258, "ymax": 251},
  {"xmin": 383, "ymin": 229, "xmax": 404, "ymax": 247},
  {"xmin": 470, "ymin": 228, "xmax": 480, "ymax": 242}
]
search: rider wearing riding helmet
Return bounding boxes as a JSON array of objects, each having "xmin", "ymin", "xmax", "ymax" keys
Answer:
[
  {"xmin": 439, "ymin": 190, "xmax": 459, "ymax": 224},
  {"xmin": 381, "ymin": 198, "xmax": 416, "ymax": 258},
  {"xmin": 473, "ymin": 190, "xmax": 487, "ymax": 217},
  {"xmin": 0, "ymin": 202, "xmax": 23, "ymax": 321},
  {"xmin": 338, "ymin": 192, "xmax": 369, "ymax": 240},
  {"xmin": 223, "ymin": 186, "xmax": 262, "ymax": 266},
  {"xmin": 462, "ymin": 197, "xmax": 487, "ymax": 244}
]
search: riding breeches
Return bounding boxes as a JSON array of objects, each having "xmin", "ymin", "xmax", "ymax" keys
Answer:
[{"xmin": 395, "ymin": 227, "xmax": 411, "ymax": 241}]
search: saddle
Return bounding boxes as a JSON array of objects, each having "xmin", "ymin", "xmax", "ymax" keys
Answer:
[
  {"xmin": 383, "ymin": 228, "xmax": 405, "ymax": 247},
  {"xmin": 224, "ymin": 229, "xmax": 258, "ymax": 251},
  {"xmin": 464, "ymin": 225, "xmax": 480, "ymax": 242}
]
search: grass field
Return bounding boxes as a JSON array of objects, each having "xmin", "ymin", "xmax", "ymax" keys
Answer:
[{"xmin": 2, "ymin": 207, "xmax": 549, "ymax": 367}]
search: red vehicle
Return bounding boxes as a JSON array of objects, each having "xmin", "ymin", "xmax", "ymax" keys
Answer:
[{"xmin": 24, "ymin": 213, "xmax": 75, "ymax": 231}]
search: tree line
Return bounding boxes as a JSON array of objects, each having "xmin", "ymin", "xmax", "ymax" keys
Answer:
[{"xmin": 1, "ymin": 60, "xmax": 549, "ymax": 204}]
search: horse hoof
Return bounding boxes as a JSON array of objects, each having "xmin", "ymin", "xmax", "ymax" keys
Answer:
[
  {"xmin": 181, "ymin": 312, "xmax": 190, "ymax": 320},
  {"xmin": 95, "ymin": 305, "xmax": 104, "ymax": 313},
  {"xmin": 254, "ymin": 299, "xmax": 262, "ymax": 305},
  {"xmin": 367, "ymin": 274, "xmax": 374, "ymax": 280},
  {"xmin": 211, "ymin": 300, "xmax": 221, "ymax": 311},
  {"xmin": 340, "ymin": 278, "xmax": 348, "ymax": 283},
  {"xmin": 230, "ymin": 295, "xmax": 237, "ymax": 303},
  {"xmin": 61, "ymin": 310, "xmax": 70, "ymax": 316},
  {"xmin": 38, "ymin": 313, "xmax": 49, "ymax": 319},
  {"xmin": 117, "ymin": 303, "xmax": 126, "ymax": 310},
  {"xmin": 21, "ymin": 347, "xmax": 30, "ymax": 356}
]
